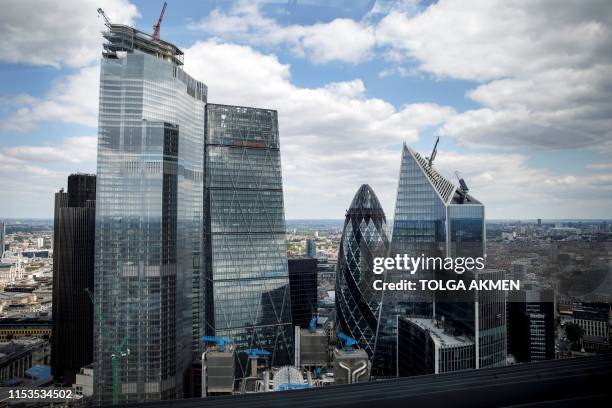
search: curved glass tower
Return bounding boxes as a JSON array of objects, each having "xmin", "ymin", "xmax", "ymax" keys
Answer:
[
  {"xmin": 336, "ymin": 185, "xmax": 389, "ymax": 360},
  {"xmin": 94, "ymin": 24, "xmax": 206, "ymax": 403}
]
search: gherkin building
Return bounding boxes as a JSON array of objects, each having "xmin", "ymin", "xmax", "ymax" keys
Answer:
[{"xmin": 336, "ymin": 184, "xmax": 389, "ymax": 360}]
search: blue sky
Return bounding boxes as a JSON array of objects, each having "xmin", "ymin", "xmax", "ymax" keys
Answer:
[{"xmin": 1, "ymin": 0, "xmax": 611, "ymax": 219}]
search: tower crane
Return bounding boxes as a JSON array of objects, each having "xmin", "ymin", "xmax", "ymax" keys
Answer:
[
  {"xmin": 97, "ymin": 8, "xmax": 112, "ymax": 28},
  {"xmin": 152, "ymin": 2, "xmax": 168, "ymax": 39},
  {"xmin": 85, "ymin": 288, "xmax": 129, "ymax": 406}
]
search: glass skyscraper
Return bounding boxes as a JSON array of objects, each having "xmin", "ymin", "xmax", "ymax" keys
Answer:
[
  {"xmin": 203, "ymin": 104, "xmax": 293, "ymax": 376},
  {"xmin": 377, "ymin": 143, "xmax": 505, "ymax": 376},
  {"xmin": 52, "ymin": 174, "xmax": 96, "ymax": 386},
  {"xmin": 336, "ymin": 185, "xmax": 389, "ymax": 364},
  {"xmin": 94, "ymin": 24, "xmax": 206, "ymax": 403}
]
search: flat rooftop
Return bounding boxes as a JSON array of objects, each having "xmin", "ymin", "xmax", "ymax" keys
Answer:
[{"xmin": 404, "ymin": 317, "xmax": 473, "ymax": 348}]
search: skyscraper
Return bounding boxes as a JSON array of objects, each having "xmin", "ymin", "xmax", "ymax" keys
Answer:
[
  {"xmin": 51, "ymin": 174, "xmax": 96, "ymax": 385},
  {"xmin": 507, "ymin": 284, "xmax": 555, "ymax": 363},
  {"xmin": 288, "ymin": 258, "xmax": 318, "ymax": 329},
  {"xmin": 94, "ymin": 23, "xmax": 206, "ymax": 403},
  {"xmin": 336, "ymin": 185, "xmax": 389, "ymax": 362},
  {"xmin": 306, "ymin": 239, "xmax": 317, "ymax": 258},
  {"xmin": 377, "ymin": 143, "xmax": 505, "ymax": 376},
  {"xmin": 0, "ymin": 220, "xmax": 5, "ymax": 259},
  {"xmin": 203, "ymin": 104, "xmax": 293, "ymax": 375}
]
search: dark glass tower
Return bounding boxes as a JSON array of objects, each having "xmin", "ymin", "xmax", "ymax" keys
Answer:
[
  {"xmin": 94, "ymin": 24, "xmax": 206, "ymax": 403},
  {"xmin": 51, "ymin": 174, "xmax": 96, "ymax": 385},
  {"xmin": 0, "ymin": 220, "xmax": 5, "ymax": 259},
  {"xmin": 377, "ymin": 143, "xmax": 506, "ymax": 376},
  {"xmin": 203, "ymin": 104, "xmax": 293, "ymax": 375},
  {"xmin": 336, "ymin": 185, "xmax": 389, "ymax": 364},
  {"xmin": 288, "ymin": 258, "xmax": 318, "ymax": 329}
]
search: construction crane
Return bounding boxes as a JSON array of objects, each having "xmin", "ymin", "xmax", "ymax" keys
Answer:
[
  {"xmin": 201, "ymin": 335, "xmax": 233, "ymax": 352},
  {"xmin": 97, "ymin": 8, "xmax": 112, "ymax": 28},
  {"xmin": 337, "ymin": 332, "xmax": 357, "ymax": 352},
  {"xmin": 152, "ymin": 1, "xmax": 168, "ymax": 39},
  {"xmin": 427, "ymin": 136, "xmax": 440, "ymax": 167},
  {"xmin": 85, "ymin": 288, "xmax": 129, "ymax": 406}
]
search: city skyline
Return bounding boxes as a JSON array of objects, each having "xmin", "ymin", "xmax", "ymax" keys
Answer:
[{"xmin": 1, "ymin": 0, "xmax": 611, "ymax": 220}]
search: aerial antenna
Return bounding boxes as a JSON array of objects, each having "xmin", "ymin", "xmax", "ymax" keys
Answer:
[
  {"xmin": 152, "ymin": 1, "xmax": 168, "ymax": 39},
  {"xmin": 97, "ymin": 8, "xmax": 112, "ymax": 27},
  {"xmin": 427, "ymin": 136, "xmax": 439, "ymax": 167}
]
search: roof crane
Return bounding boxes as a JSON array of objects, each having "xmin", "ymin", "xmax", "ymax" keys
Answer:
[
  {"xmin": 85, "ymin": 288, "xmax": 129, "ymax": 406},
  {"xmin": 152, "ymin": 1, "xmax": 168, "ymax": 39},
  {"xmin": 201, "ymin": 335, "xmax": 233, "ymax": 352},
  {"xmin": 427, "ymin": 136, "xmax": 440, "ymax": 167},
  {"xmin": 97, "ymin": 8, "xmax": 112, "ymax": 28},
  {"xmin": 337, "ymin": 332, "xmax": 357, "ymax": 352}
]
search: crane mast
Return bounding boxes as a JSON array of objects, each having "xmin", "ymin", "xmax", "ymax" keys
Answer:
[
  {"xmin": 85, "ymin": 288, "xmax": 129, "ymax": 406},
  {"xmin": 152, "ymin": 2, "xmax": 168, "ymax": 39}
]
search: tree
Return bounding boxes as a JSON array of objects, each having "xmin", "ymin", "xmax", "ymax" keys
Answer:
[{"xmin": 565, "ymin": 322, "xmax": 582, "ymax": 347}]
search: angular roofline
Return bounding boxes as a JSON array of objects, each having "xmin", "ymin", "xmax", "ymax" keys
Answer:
[{"xmin": 403, "ymin": 143, "xmax": 456, "ymax": 204}]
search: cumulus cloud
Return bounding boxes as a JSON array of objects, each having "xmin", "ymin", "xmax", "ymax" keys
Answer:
[
  {"xmin": 4, "ymin": 136, "xmax": 97, "ymax": 164},
  {"xmin": 191, "ymin": 2, "xmax": 376, "ymax": 64},
  {"xmin": 183, "ymin": 40, "xmax": 454, "ymax": 217},
  {"xmin": 0, "ymin": 65, "xmax": 100, "ymax": 132},
  {"xmin": 0, "ymin": 0, "xmax": 139, "ymax": 68},
  {"xmin": 375, "ymin": 0, "xmax": 612, "ymax": 151}
]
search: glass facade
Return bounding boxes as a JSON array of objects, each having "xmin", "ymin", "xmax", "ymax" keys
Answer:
[
  {"xmin": 51, "ymin": 175, "xmax": 96, "ymax": 385},
  {"xmin": 203, "ymin": 104, "xmax": 293, "ymax": 376},
  {"xmin": 336, "ymin": 185, "xmax": 389, "ymax": 363},
  {"xmin": 94, "ymin": 31, "xmax": 206, "ymax": 403},
  {"xmin": 288, "ymin": 258, "xmax": 318, "ymax": 329},
  {"xmin": 380, "ymin": 143, "xmax": 505, "ymax": 376}
]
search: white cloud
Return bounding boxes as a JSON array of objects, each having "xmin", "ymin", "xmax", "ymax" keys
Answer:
[
  {"xmin": 0, "ymin": 0, "xmax": 139, "ymax": 68},
  {"xmin": 376, "ymin": 0, "xmax": 612, "ymax": 81},
  {"xmin": 375, "ymin": 0, "xmax": 612, "ymax": 151},
  {"xmin": 183, "ymin": 40, "xmax": 454, "ymax": 218},
  {"xmin": 0, "ymin": 136, "xmax": 97, "ymax": 217},
  {"xmin": 1, "ymin": 65, "xmax": 100, "ymax": 132},
  {"xmin": 4, "ymin": 136, "xmax": 97, "ymax": 164},
  {"xmin": 192, "ymin": 2, "xmax": 376, "ymax": 64}
]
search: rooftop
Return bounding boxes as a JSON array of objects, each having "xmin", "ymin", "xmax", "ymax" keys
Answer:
[{"xmin": 403, "ymin": 317, "xmax": 473, "ymax": 348}]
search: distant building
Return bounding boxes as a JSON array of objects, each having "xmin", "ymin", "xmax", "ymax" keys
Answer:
[
  {"xmin": 0, "ymin": 220, "xmax": 5, "ymax": 258},
  {"xmin": 571, "ymin": 303, "xmax": 610, "ymax": 352},
  {"xmin": 0, "ymin": 338, "xmax": 50, "ymax": 384},
  {"xmin": 306, "ymin": 239, "xmax": 317, "ymax": 257},
  {"xmin": 288, "ymin": 258, "xmax": 318, "ymax": 329},
  {"xmin": 397, "ymin": 317, "xmax": 474, "ymax": 376},
  {"xmin": 336, "ymin": 185, "xmax": 389, "ymax": 366},
  {"xmin": 74, "ymin": 364, "xmax": 95, "ymax": 398},
  {"xmin": 507, "ymin": 285, "xmax": 555, "ymax": 363},
  {"xmin": 51, "ymin": 174, "xmax": 96, "ymax": 385}
]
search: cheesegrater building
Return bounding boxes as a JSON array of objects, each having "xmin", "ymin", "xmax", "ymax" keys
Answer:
[{"xmin": 375, "ymin": 143, "xmax": 506, "ymax": 376}]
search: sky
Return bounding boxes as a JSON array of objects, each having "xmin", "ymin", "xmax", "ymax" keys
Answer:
[{"xmin": 0, "ymin": 0, "xmax": 611, "ymax": 220}]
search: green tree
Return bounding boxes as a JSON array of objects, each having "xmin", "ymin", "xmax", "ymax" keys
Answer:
[{"xmin": 565, "ymin": 322, "xmax": 582, "ymax": 347}]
